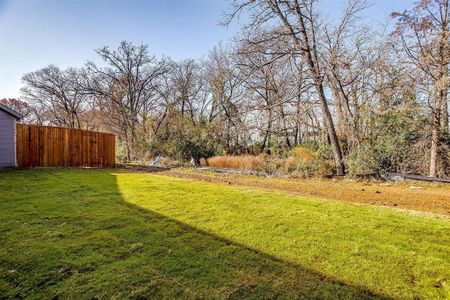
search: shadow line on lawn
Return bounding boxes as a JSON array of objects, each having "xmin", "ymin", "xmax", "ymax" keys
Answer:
[
  {"xmin": 107, "ymin": 171, "xmax": 392, "ymax": 299},
  {"xmin": 122, "ymin": 203, "xmax": 392, "ymax": 299},
  {"xmin": 0, "ymin": 169, "xmax": 393, "ymax": 299}
]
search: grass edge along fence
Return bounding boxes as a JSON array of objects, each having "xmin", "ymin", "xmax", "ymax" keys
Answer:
[{"xmin": 16, "ymin": 124, "xmax": 115, "ymax": 168}]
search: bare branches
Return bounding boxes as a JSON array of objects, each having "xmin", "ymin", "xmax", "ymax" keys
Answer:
[
  {"xmin": 15, "ymin": 1, "xmax": 449, "ymax": 176},
  {"xmin": 21, "ymin": 65, "xmax": 89, "ymax": 129}
]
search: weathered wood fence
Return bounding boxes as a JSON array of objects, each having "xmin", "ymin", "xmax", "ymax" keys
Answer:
[{"xmin": 16, "ymin": 124, "xmax": 115, "ymax": 168}]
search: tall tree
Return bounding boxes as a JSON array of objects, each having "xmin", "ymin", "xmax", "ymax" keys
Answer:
[
  {"xmin": 392, "ymin": 0, "xmax": 450, "ymax": 177},
  {"xmin": 21, "ymin": 65, "xmax": 88, "ymax": 128},
  {"xmin": 226, "ymin": 0, "xmax": 348, "ymax": 174},
  {"xmin": 84, "ymin": 41, "xmax": 170, "ymax": 161}
]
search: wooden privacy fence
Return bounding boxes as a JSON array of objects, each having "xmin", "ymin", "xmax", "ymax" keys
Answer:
[{"xmin": 16, "ymin": 124, "xmax": 115, "ymax": 168}]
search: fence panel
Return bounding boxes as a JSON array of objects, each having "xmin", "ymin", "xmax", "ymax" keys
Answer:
[{"xmin": 16, "ymin": 124, "xmax": 115, "ymax": 168}]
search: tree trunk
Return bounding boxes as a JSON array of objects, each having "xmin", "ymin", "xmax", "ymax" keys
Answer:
[
  {"xmin": 429, "ymin": 90, "xmax": 443, "ymax": 177},
  {"xmin": 261, "ymin": 108, "xmax": 273, "ymax": 153},
  {"xmin": 267, "ymin": 0, "xmax": 345, "ymax": 174},
  {"xmin": 317, "ymin": 82, "xmax": 345, "ymax": 175},
  {"xmin": 442, "ymin": 94, "xmax": 449, "ymax": 134},
  {"xmin": 280, "ymin": 105, "xmax": 291, "ymax": 148},
  {"xmin": 329, "ymin": 80, "xmax": 350, "ymax": 143},
  {"xmin": 295, "ymin": 5, "xmax": 345, "ymax": 175},
  {"xmin": 429, "ymin": 109, "xmax": 440, "ymax": 177}
]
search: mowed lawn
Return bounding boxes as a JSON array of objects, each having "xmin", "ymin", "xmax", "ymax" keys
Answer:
[{"xmin": 0, "ymin": 170, "xmax": 449, "ymax": 299}]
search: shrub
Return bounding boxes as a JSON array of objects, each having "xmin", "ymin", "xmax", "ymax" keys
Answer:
[
  {"xmin": 290, "ymin": 147, "xmax": 316, "ymax": 162},
  {"xmin": 284, "ymin": 147, "xmax": 318, "ymax": 176},
  {"xmin": 315, "ymin": 160, "xmax": 335, "ymax": 178},
  {"xmin": 285, "ymin": 156, "xmax": 299, "ymax": 172},
  {"xmin": 261, "ymin": 157, "xmax": 284, "ymax": 174},
  {"xmin": 115, "ymin": 144, "xmax": 127, "ymax": 163},
  {"xmin": 344, "ymin": 145, "xmax": 381, "ymax": 176},
  {"xmin": 159, "ymin": 156, "xmax": 183, "ymax": 168},
  {"xmin": 315, "ymin": 142, "xmax": 334, "ymax": 161},
  {"xmin": 344, "ymin": 108, "xmax": 429, "ymax": 176}
]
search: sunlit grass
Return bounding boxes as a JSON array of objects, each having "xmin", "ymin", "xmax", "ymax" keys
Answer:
[
  {"xmin": 0, "ymin": 169, "xmax": 449, "ymax": 299},
  {"xmin": 117, "ymin": 172, "xmax": 450, "ymax": 299}
]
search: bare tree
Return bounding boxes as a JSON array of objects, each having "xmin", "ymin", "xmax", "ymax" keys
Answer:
[
  {"xmin": 322, "ymin": 1, "xmax": 369, "ymax": 147},
  {"xmin": 204, "ymin": 45, "xmax": 246, "ymax": 152},
  {"xmin": 226, "ymin": 0, "xmax": 350, "ymax": 174},
  {"xmin": 21, "ymin": 65, "xmax": 88, "ymax": 128},
  {"xmin": 84, "ymin": 41, "xmax": 170, "ymax": 161},
  {"xmin": 235, "ymin": 30, "xmax": 300, "ymax": 152},
  {"xmin": 170, "ymin": 59, "xmax": 204, "ymax": 123},
  {"xmin": 392, "ymin": 0, "xmax": 450, "ymax": 177}
]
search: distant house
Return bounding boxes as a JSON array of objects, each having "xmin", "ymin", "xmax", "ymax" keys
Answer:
[{"xmin": 0, "ymin": 104, "xmax": 22, "ymax": 167}]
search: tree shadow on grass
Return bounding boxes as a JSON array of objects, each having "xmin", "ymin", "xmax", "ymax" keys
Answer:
[
  {"xmin": 0, "ymin": 169, "xmax": 392, "ymax": 299},
  {"xmin": 118, "ymin": 205, "xmax": 392, "ymax": 299}
]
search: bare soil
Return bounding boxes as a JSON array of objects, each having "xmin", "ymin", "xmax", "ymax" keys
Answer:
[{"xmin": 164, "ymin": 168, "xmax": 450, "ymax": 216}]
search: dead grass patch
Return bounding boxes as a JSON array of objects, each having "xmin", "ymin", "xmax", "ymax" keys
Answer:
[
  {"xmin": 204, "ymin": 155, "xmax": 266, "ymax": 171},
  {"xmin": 166, "ymin": 168, "xmax": 450, "ymax": 216}
]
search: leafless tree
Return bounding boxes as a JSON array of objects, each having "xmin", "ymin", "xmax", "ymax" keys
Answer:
[
  {"xmin": 225, "ymin": 0, "xmax": 360, "ymax": 174},
  {"xmin": 84, "ymin": 41, "xmax": 170, "ymax": 161},
  {"xmin": 203, "ymin": 45, "xmax": 247, "ymax": 152},
  {"xmin": 392, "ymin": 0, "xmax": 450, "ymax": 177},
  {"xmin": 21, "ymin": 65, "xmax": 88, "ymax": 128}
]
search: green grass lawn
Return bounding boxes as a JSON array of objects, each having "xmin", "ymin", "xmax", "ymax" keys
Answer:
[{"xmin": 0, "ymin": 169, "xmax": 449, "ymax": 299}]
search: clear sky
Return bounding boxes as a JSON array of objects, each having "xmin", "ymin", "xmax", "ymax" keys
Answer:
[{"xmin": 0, "ymin": 0, "xmax": 414, "ymax": 99}]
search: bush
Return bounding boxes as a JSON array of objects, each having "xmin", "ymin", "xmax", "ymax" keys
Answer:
[
  {"xmin": 284, "ymin": 147, "xmax": 318, "ymax": 177},
  {"xmin": 115, "ymin": 143, "xmax": 128, "ymax": 163},
  {"xmin": 315, "ymin": 160, "xmax": 335, "ymax": 178},
  {"xmin": 204, "ymin": 146, "xmax": 335, "ymax": 177},
  {"xmin": 344, "ymin": 108, "xmax": 429, "ymax": 176},
  {"xmin": 344, "ymin": 145, "xmax": 381, "ymax": 175},
  {"xmin": 290, "ymin": 147, "xmax": 316, "ymax": 162}
]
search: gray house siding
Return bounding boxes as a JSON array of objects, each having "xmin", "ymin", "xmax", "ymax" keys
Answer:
[{"xmin": 0, "ymin": 109, "xmax": 17, "ymax": 167}]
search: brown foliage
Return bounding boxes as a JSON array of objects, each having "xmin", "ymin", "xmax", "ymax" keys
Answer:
[{"xmin": 206, "ymin": 155, "xmax": 266, "ymax": 171}]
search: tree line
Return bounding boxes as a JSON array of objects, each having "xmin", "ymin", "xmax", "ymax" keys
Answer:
[{"xmin": 3, "ymin": 0, "xmax": 449, "ymax": 177}]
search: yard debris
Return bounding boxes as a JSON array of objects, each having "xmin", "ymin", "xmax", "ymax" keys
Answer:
[
  {"xmin": 390, "ymin": 175, "xmax": 405, "ymax": 182},
  {"xmin": 387, "ymin": 172, "xmax": 450, "ymax": 184},
  {"xmin": 197, "ymin": 167, "xmax": 272, "ymax": 177},
  {"xmin": 148, "ymin": 155, "xmax": 161, "ymax": 167}
]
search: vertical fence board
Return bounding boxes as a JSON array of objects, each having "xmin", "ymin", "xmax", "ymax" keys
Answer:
[{"xmin": 16, "ymin": 124, "xmax": 115, "ymax": 168}]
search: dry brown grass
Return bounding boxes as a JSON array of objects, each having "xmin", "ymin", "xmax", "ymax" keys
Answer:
[
  {"xmin": 205, "ymin": 149, "xmax": 318, "ymax": 174},
  {"xmin": 205, "ymin": 155, "xmax": 266, "ymax": 171},
  {"xmin": 290, "ymin": 147, "xmax": 316, "ymax": 162}
]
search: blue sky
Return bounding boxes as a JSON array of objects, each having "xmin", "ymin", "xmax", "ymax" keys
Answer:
[{"xmin": 0, "ymin": 0, "xmax": 413, "ymax": 99}]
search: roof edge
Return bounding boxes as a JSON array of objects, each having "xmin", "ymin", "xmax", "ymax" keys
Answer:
[{"xmin": 0, "ymin": 103, "xmax": 23, "ymax": 119}]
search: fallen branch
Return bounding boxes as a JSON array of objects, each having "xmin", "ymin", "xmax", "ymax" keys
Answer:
[
  {"xmin": 197, "ymin": 167, "xmax": 277, "ymax": 177},
  {"xmin": 386, "ymin": 172, "xmax": 450, "ymax": 184}
]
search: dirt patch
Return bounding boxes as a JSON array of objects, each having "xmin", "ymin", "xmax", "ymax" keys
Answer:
[{"xmin": 164, "ymin": 169, "xmax": 450, "ymax": 216}]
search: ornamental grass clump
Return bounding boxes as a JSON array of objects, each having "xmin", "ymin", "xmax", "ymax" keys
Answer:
[{"xmin": 206, "ymin": 155, "xmax": 265, "ymax": 171}]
